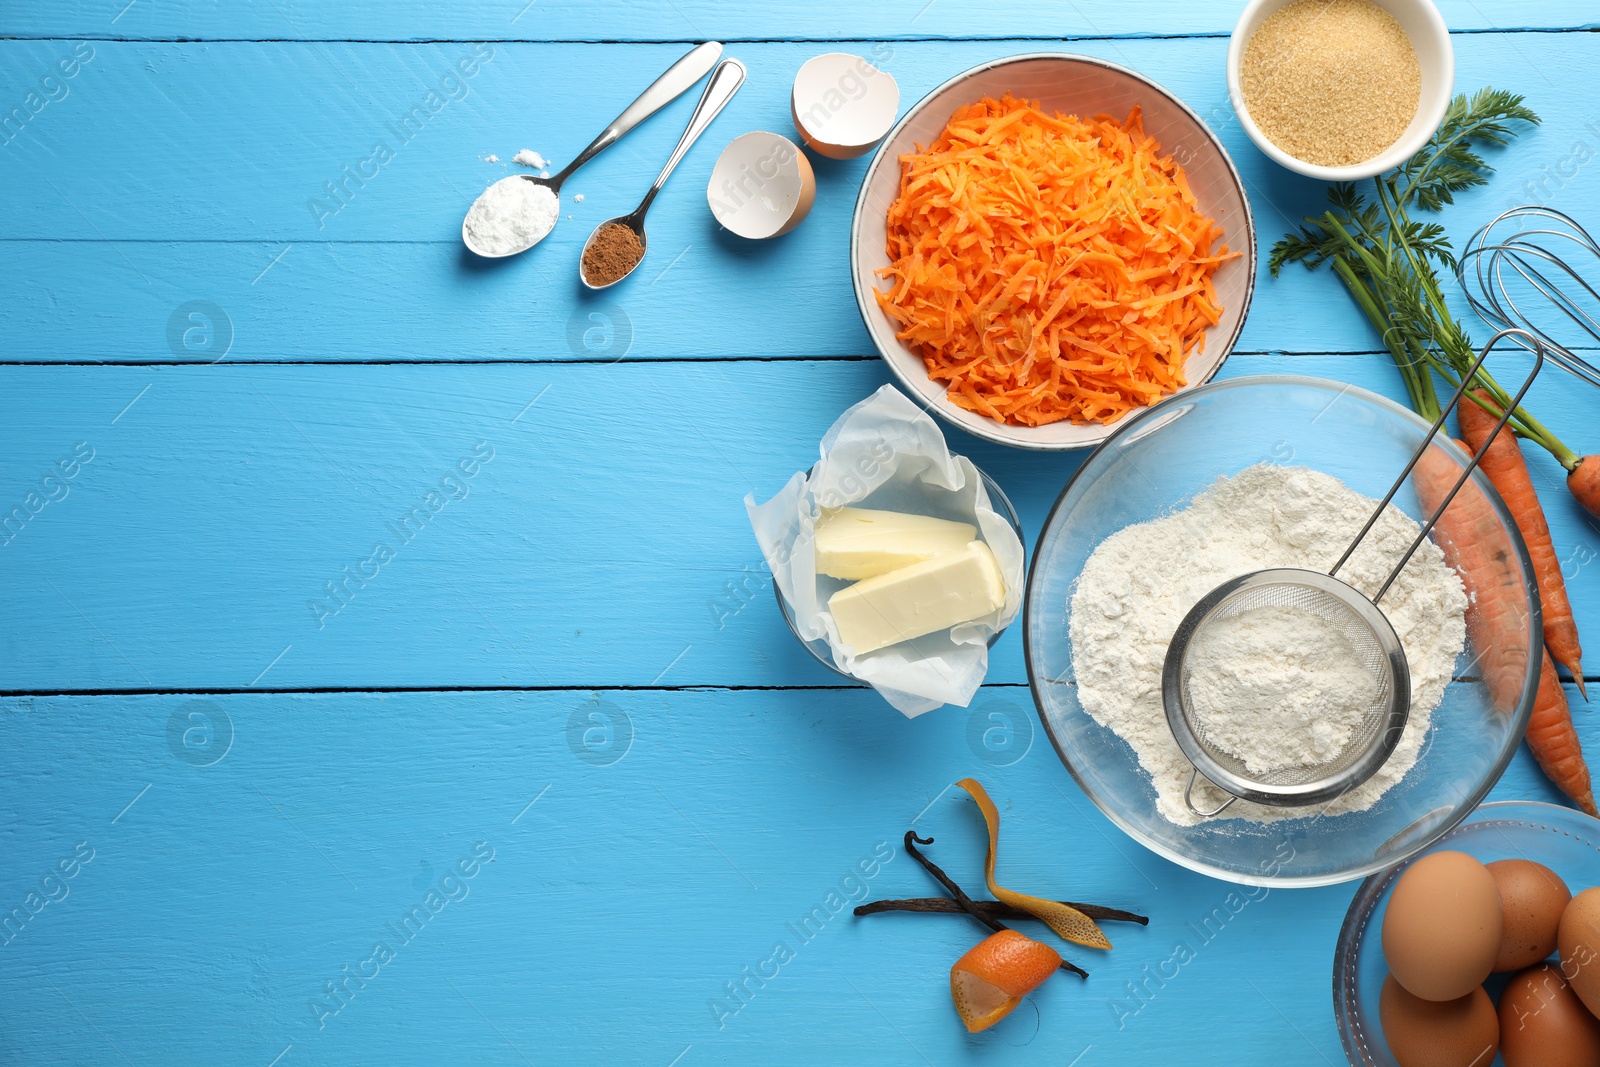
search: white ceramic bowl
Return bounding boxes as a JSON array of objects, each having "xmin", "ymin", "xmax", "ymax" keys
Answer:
[
  {"xmin": 851, "ymin": 54, "xmax": 1256, "ymax": 452},
  {"xmin": 1226, "ymin": 0, "xmax": 1454, "ymax": 181}
]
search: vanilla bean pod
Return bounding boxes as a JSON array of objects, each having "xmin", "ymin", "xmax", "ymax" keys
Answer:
[
  {"xmin": 855, "ymin": 897, "xmax": 1148, "ymax": 926},
  {"xmin": 903, "ymin": 832, "xmax": 1002, "ymax": 932},
  {"xmin": 902, "ymin": 831, "xmax": 1087, "ymax": 979}
]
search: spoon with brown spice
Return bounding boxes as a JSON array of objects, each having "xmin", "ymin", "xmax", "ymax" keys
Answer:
[{"xmin": 580, "ymin": 57, "xmax": 746, "ymax": 289}]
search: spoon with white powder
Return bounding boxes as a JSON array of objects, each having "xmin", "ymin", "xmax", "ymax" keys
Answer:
[{"xmin": 462, "ymin": 41, "xmax": 721, "ymax": 258}]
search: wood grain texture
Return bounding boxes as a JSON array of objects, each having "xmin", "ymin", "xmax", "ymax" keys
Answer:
[
  {"xmin": 0, "ymin": 355, "xmax": 1593, "ymax": 692},
  {"xmin": 3, "ymin": 4, "xmax": 1600, "ymax": 1065},
  {"xmin": 2, "ymin": 36, "xmax": 1598, "ymax": 361},
  {"xmin": 0, "ymin": 685, "xmax": 1588, "ymax": 1065},
  {"xmin": 5, "ymin": 0, "xmax": 1597, "ymax": 41}
]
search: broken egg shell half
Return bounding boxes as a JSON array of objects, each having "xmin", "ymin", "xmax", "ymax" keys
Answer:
[
  {"xmin": 707, "ymin": 131, "xmax": 816, "ymax": 240},
  {"xmin": 790, "ymin": 52, "xmax": 900, "ymax": 160}
]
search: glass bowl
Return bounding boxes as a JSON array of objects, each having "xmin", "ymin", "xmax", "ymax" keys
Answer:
[
  {"xmin": 776, "ymin": 467, "xmax": 1023, "ymax": 676},
  {"xmin": 1024, "ymin": 375, "xmax": 1540, "ymax": 886},
  {"xmin": 1334, "ymin": 800, "xmax": 1600, "ymax": 1066}
]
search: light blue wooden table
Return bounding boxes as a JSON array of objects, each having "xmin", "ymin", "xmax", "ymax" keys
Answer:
[{"xmin": 2, "ymin": 3, "xmax": 1597, "ymax": 1063}]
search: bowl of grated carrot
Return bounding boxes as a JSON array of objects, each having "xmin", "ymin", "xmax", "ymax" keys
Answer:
[{"xmin": 851, "ymin": 54, "xmax": 1256, "ymax": 450}]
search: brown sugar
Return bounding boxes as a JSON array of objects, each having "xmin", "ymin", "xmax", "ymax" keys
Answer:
[
  {"xmin": 582, "ymin": 222, "xmax": 645, "ymax": 286},
  {"xmin": 1241, "ymin": 0, "xmax": 1421, "ymax": 168}
]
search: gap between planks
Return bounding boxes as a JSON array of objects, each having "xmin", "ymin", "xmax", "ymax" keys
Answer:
[
  {"xmin": 0, "ymin": 678, "xmax": 1588, "ymax": 698},
  {"xmin": 0, "ymin": 350, "xmax": 1505, "ymax": 368},
  {"xmin": 1, "ymin": 27, "xmax": 1596, "ymax": 45},
  {"xmin": 0, "ymin": 683, "xmax": 1010, "ymax": 697}
]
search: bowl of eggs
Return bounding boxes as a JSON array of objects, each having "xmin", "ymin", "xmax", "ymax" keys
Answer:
[{"xmin": 1334, "ymin": 800, "xmax": 1600, "ymax": 1066}]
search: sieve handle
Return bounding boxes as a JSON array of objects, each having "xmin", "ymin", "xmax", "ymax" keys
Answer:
[
  {"xmin": 1328, "ymin": 328, "xmax": 1547, "ymax": 603},
  {"xmin": 1185, "ymin": 770, "xmax": 1238, "ymax": 818}
]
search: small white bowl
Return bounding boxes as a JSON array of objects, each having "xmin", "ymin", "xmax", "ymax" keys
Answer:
[{"xmin": 1226, "ymin": 0, "xmax": 1454, "ymax": 181}]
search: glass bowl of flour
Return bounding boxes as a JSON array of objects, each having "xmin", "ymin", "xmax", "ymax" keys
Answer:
[{"xmin": 1024, "ymin": 375, "xmax": 1540, "ymax": 886}]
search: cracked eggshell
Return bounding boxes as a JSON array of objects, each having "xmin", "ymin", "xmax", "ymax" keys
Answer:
[
  {"xmin": 791, "ymin": 52, "xmax": 899, "ymax": 159},
  {"xmin": 707, "ymin": 131, "xmax": 816, "ymax": 240}
]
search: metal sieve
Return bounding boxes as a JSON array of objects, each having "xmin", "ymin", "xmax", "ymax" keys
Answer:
[{"xmin": 1163, "ymin": 331, "xmax": 1546, "ymax": 817}]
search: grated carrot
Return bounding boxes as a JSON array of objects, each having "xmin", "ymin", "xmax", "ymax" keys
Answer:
[{"xmin": 876, "ymin": 94, "xmax": 1237, "ymax": 427}]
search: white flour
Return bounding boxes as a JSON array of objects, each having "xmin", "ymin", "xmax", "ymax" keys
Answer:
[
  {"xmin": 1069, "ymin": 464, "xmax": 1466, "ymax": 825},
  {"xmin": 1186, "ymin": 601, "xmax": 1382, "ymax": 774},
  {"xmin": 513, "ymin": 148, "xmax": 547, "ymax": 169},
  {"xmin": 463, "ymin": 178, "xmax": 559, "ymax": 255}
]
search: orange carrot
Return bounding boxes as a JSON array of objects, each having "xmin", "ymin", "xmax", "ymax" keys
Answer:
[
  {"xmin": 1415, "ymin": 443, "xmax": 1595, "ymax": 815},
  {"xmin": 1413, "ymin": 443, "xmax": 1533, "ymax": 714},
  {"xmin": 1459, "ymin": 390, "xmax": 1585, "ymax": 698},
  {"xmin": 1527, "ymin": 649, "xmax": 1597, "ymax": 816},
  {"xmin": 874, "ymin": 95, "xmax": 1236, "ymax": 428},
  {"xmin": 1570, "ymin": 455, "xmax": 1600, "ymax": 521}
]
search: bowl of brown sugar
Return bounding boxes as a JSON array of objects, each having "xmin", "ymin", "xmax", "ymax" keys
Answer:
[{"xmin": 1227, "ymin": 0, "xmax": 1453, "ymax": 180}]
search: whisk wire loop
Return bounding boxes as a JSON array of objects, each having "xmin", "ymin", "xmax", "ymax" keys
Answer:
[{"xmin": 1460, "ymin": 206, "xmax": 1600, "ymax": 389}]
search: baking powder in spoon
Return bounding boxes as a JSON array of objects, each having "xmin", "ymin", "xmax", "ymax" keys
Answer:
[{"xmin": 463, "ymin": 177, "xmax": 560, "ymax": 256}]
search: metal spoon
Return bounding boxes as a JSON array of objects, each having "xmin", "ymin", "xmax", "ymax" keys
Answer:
[
  {"xmin": 579, "ymin": 58, "xmax": 747, "ymax": 289},
  {"xmin": 461, "ymin": 41, "xmax": 722, "ymax": 258}
]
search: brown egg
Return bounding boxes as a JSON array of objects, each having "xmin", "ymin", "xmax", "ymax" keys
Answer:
[
  {"xmin": 1560, "ymin": 887, "xmax": 1600, "ymax": 1018},
  {"xmin": 1382, "ymin": 850, "xmax": 1503, "ymax": 1001},
  {"xmin": 1379, "ymin": 974, "xmax": 1498, "ymax": 1067},
  {"xmin": 1499, "ymin": 963, "xmax": 1600, "ymax": 1067},
  {"xmin": 1489, "ymin": 859, "xmax": 1572, "ymax": 971}
]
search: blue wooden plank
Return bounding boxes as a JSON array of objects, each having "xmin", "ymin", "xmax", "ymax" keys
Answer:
[
  {"xmin": 1, "ymin": 4, "xmax": 1596, "ymax": 1066},
  {"xmin": 3, "ymin": 36, "xmax": 1599, "ymax": 362},
  {"xmin": 0, "ymin": 353, "xmax": 1594, "ymax": 691},
  {"xmin": 0, "ymin": 684, "xmax": 1587, "ymax": 1065},
  {"xmin": 2, "ymin": 0, "xmax": 1594, "ymax": 41}
]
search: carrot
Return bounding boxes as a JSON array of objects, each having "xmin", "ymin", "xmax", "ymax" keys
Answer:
[
  {"xmin": 1413, "ymin": 443, "xmax": 1533, "ymax": 714},
  {"xmin": 1415, "ymin": 443, "xmax": 1596, "ymax": 815},
  {"xmin": 1459, "ymin": 390, "xmax": 1586, "ymax": 698},
  {"xmin": 1570, "ymin": 455, "xmax": 1600, "ymax": 521},
  {"xmin": 874, "ymin": 95, "xmax": 1236, "ymax": 428},
  {"xmin": 1527, "ymin": 649, "xmax": 1597, "ymax": 816}
]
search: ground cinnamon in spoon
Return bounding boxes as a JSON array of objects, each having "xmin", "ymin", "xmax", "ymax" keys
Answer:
[{"xmin": 582, "ymin": 222, "xmax": 644, "ymax": 286}]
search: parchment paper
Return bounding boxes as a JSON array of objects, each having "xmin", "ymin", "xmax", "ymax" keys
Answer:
[{"xmin": 745, "ymin": 385, "xmax": 1025, "ymax": 716}]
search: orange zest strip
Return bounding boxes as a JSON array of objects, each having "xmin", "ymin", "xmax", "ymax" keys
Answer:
[
  {"xmin": 950, "ymin": 930, "xmax": 1062, "ymax": 1033},
  {"xmin": 876, "ymin": 94, "xmax": 1238, "ymax": 428},
  {"xmin": 957, "ymin": 778, "xmax": 1113, "ymax": 950}
]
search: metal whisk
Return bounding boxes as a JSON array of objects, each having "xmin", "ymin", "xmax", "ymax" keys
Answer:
[
  {"xmin": 1459, "ymin": 206, "xmax": 1600, "ymax": 389},
  {"xmin": 1163, "ymin": 330, "xmax": 1547, "ymax": 818}
]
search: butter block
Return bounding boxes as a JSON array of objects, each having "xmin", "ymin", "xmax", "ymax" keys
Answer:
[
  {"xmin": 814, "ymin": 507, "xmax": 978, "ymax": 580},
  {"xmin": 828, "ymin": 541, "xmax": 1006, "ymax": 654}
]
